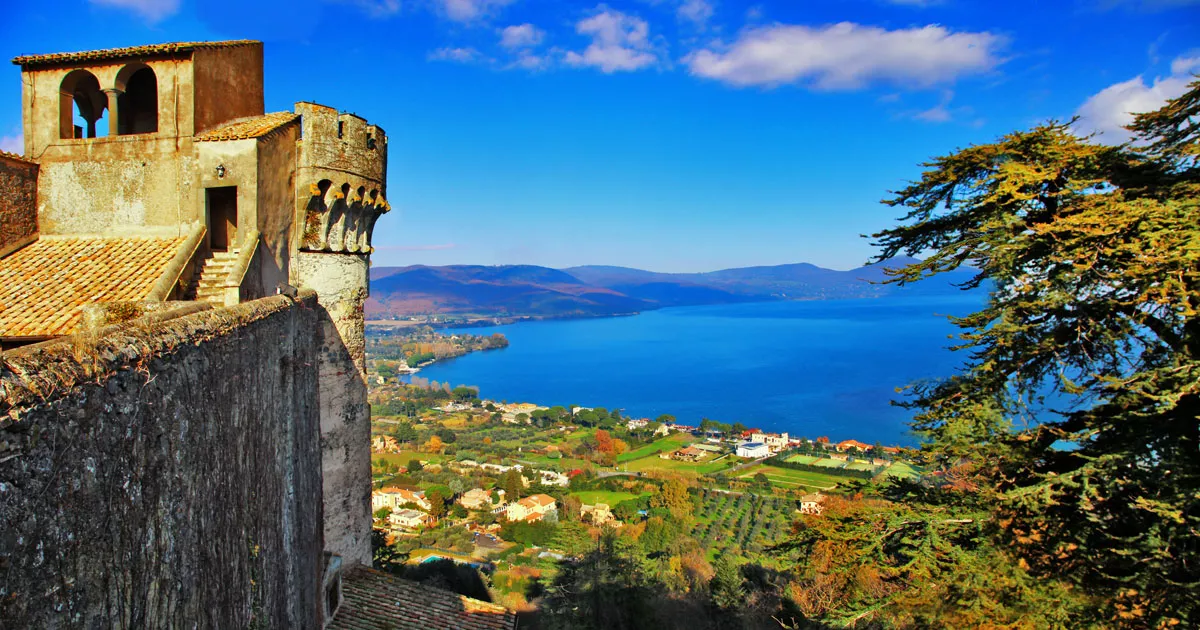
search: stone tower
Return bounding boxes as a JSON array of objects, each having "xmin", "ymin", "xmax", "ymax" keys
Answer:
[{"xmin": 292, "ymin": 102, "xmax": 389, "ymax": 567}]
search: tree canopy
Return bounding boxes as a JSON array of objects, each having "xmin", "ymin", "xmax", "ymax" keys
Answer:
[{"xmin": 827, "ymin": 79, "xmax": 1200, "ymax": 626}]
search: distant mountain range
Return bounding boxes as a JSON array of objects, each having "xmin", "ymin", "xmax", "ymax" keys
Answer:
[{"xmin": 365, "ymin": 258, "xmax": 979, "ymax": 320}]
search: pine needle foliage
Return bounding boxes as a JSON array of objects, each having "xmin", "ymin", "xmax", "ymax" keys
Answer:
[{"xmin": 861, "ymin": 79, "xmax": 1200, "ymax": 627}]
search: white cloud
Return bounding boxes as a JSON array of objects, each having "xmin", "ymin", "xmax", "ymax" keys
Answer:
[
  {"xmin": 89, "ymin": 0, "xmax": 181, "ymax": 23},
  {"xmin": 677, "ymin": 0, "xmax": 714, "ymax": 27},
  {"xmin": 1075, "ymin": 55, "xmax": 1199, "ymax": 142},
  {"xmin": 437, "ymin": 0, "xmax": 513, "ymax": 22},
  {"xmin": 343, "ymin": 0, "xmax": 402, "ymax": 17},
  {"xmin": 500, "ymin": 23, "xmax": 545, "ymax": 49},
  {"xmin": 428, "ymin": 46, "xmax": 488, "ymax": 63},
  {"xmin": 685, "ymin": 22, "xmax": 1006, "ymax": 90},
  {"xmin": 0, "ymin": 134, "xmax": 22, "ymax": 154},
  {"xmin": 1170, "ymin": 54, "xmax": 1200, "ymax": 74},
  {"xmin": 565, "ymin": 7, "xmax": 665, "ymax": 73},
  {"xmin": 508, "ymin": 52, "xmax": 551, "ymax": 71},
  {"xmin": 913, "ymin": 90, "xmax": 954, "ymax": 122}
]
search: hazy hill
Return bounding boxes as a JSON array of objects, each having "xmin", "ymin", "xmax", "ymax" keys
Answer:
[
  {"xmin": 366, "ymin": 265, "xmax": 653, "ymax": 319},
  {"xmin": 365, "ymin": 258, "xmax": 977, "ymax": 320}
]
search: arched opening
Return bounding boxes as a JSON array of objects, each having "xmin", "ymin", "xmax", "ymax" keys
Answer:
[
  {"xmin": 116, "ymin": 65, "xmax": 158, "ymax": 135},
  {"xmin": 59, "ymin": 70, "xmax": 107, "ymax": 140},
  {"xmin": 317, "ymin": 179, "xmax": 333, "ymax": 199}
]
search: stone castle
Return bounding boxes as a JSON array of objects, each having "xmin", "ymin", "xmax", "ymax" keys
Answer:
[{"xmin": 0, "ymin": 41, "xmax": 515, "ymax": 628}]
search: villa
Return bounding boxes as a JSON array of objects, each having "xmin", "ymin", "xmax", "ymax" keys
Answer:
[
  {"xmin": 736, "ymin": 442, "xmax": 770, "ymax": 458},
  {"xmin": 389, "ymin": 509, "xmax": 430, "ymax": 530}
]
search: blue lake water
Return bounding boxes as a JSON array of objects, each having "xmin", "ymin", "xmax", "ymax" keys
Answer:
[{"xmin": 411, "ymin": 294, "xmax": 983, "ymax": 446}]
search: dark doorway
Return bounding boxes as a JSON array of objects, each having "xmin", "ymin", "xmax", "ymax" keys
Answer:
[{"xmin": 206, "ymin": 187, "xmax": 238, "ymax": 251}]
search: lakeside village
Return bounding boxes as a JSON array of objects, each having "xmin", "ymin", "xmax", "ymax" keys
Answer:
[{"xmin": 364, "ymin": 328, "xmax": 924, "ymax": 616}]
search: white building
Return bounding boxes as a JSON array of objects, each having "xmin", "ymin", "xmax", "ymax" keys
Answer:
[
  {"xmin": 736, "ymin": 442, "xmax": 770, "ymax": 459},
  {"xmin": 388, "ymin": 508, "xmax": 430, "ymax": 530},
  {"xmin": 536, "ymin": 469, "xmax": 570, "ymax": 487},
  {"xmin": 372, "ymin": 487, "xmax": 431, "ymax": 512}
]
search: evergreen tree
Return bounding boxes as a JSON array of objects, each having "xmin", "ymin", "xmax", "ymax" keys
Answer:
[
  {"xmin": 709, "ymin": 555, "xmax": 745, "ymax": 610},
  {"xmin": 846, "ymin": 79, "xmax": 1200, "ymax": 626}
]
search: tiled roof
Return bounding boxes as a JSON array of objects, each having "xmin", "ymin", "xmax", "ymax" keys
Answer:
[
  {"xmin": 195, "ymin": 112, "xmax": 299, "ymax": 142},
  {"xmin": 12, "ymin": 40, "xmax": 259, "ymax": 67},
  {"xmin": 0, "ymin": 150, "xmax": 34, "ymax": 164},
  {"xmin": 0, "ymin": 236, "xmax": 186, "ymax": 338},
  {"xmin": 330, "ymin": 568, "xmax": 517, "ymax": 630},
  {"xmin": 526, "ymin": 494, "xmax": 556, "ymax": 507}
]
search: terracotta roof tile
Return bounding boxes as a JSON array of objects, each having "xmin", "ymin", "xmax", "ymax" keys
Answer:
[
  {"xmin": 11, "ymin": 40, "xmax": 259, "ymax": 67},
  {"xmin": 195, "ymin": 112, "xmax": 299, "ymax": 142},
  {"xmin": 330, "ymin": 568, "xmax": 517, "ymax": 630},
  {"xmin": 0, "ymin": 150, "xmax": 34, "ymax": 164},
  {"xmin": 0, "ymin": 236, "xmax": 186, "ymax": 339}
]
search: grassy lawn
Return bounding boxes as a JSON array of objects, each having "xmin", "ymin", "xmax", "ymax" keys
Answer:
[
  {"xmin": 617, "ymin": 434, "xmax": 691, "ymax": 463},
  {"xmin": 812, "ymin": 458, "xmax": 848, "ymax": 469},
  {"xmin": 846, "ymin": 461, "xmax": 877, "ymax": 472},
  {"xmin": 884, "ymin": 461, "xmax": 922, "ymax": 480},
  {"xmin": 738, "ymin": 465, "xmax": 843, "ymax": 491},
  {"xmin": 572, "ymin": 490, "xmax": 643, "ymax": 505},
  {"xmin": 626, "ymin": 453, "xmax": 736, "ymax": 476},
  {"xmin": 373, "ymin": 450, "xmax": 443, "ymax": 466},
  {"xmin": 784, "ymin": 454, "xmax": 821, "ymax": 465}
]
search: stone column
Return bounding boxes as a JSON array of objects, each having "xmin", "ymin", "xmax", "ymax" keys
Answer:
[
  {"xmin": 103, "ymin": 88, "xmax": 123, "ymax": 137},
  {"xmin": 294, "ymin": 251, "xmax": 372, "ymax": 567}
]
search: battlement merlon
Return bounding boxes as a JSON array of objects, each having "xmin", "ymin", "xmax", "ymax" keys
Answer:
[{"xmin": 294, "ymin": 102, "xmax": 387, "ymax": 185}]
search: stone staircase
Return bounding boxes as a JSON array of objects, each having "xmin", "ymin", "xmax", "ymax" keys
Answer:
[{"xmin": 191, "ymin": 249, "xmax": 240, "ymax": 305}]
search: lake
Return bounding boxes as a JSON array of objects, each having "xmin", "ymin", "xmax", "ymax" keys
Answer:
[{"xmin": 410, "ymin": 294, "xmax": 982, "ymax": 446}]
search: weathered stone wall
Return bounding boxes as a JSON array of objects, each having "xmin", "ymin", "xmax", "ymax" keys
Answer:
[
  {"xmin": 0, "ymin": 293, "xmax": 325, "ymax": 629},
  {"xmin": 256, "ymin": 125, "xmax": 299, "ymax": 290},
  {"xmin": 0, "ymin": 153, "xmax": 37, "ymax": 254},
  {"xmin": 294, "ymin": 251, "xmax": 372, "ymax": 567}
]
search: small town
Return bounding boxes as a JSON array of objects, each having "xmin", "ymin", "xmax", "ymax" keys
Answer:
[{"xmin": 364, "ymin": 332, "xmax": 923, "ymax": 618}]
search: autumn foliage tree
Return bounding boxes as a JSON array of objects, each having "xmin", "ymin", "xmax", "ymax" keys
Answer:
[{"xmin": 806, "ymin": 79, "xmax": 1200, "ymax": 626}]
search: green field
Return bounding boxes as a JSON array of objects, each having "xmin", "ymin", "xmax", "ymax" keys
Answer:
[
  {"xmin": 572, "ymin": 490, "xmax": 643, "ymax": 506},
  {"xmin": 373, "ymin": 451, "xmax": 444, "ymax": 467},
  {"xmin": 846, "ymin": 461, "xmax": 878, "ymax": 472},
  {"xmin": 625, "ymin": 453, "xmax": 735, "ymax": 476},
  {"xmin": 617, "ymin": 433, "xmax": 691, "ymax": 463},
  {"xmin": 884, "ymin": 461, "xmax": 922, "ymax": 480},
  {"xmin": 812, "ymin": 458, "xmax": 848, "ymax": 469},
  {"xmin": 784, "ymin": 454, "xmax": 821, "ymax": 465},
  {"xmin": 738, "ymin": 465, "xmax": 843, "ymax": 491}
]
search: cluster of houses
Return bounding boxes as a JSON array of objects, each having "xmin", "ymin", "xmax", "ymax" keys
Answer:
[
  {"xmin": 370, "ymin": 460, "xmax": 566, "ymax": 532},
  {"xmin": 658, "ymin": 429, "xmax": 907, "ymax": 464},
  {"xmin": 371, "ymin": 483, "xmax": 561, "ymax": 531}
]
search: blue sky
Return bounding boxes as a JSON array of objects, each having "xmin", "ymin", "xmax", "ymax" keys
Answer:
[{"xmin": 1, "ymin": 0, "xmax": 1197, "ymax": 271}]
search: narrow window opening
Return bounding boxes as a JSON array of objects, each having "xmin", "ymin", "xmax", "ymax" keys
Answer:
[{"xmin": 337, "ymin": 121, "xmax": 344, "ymax": 139}]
